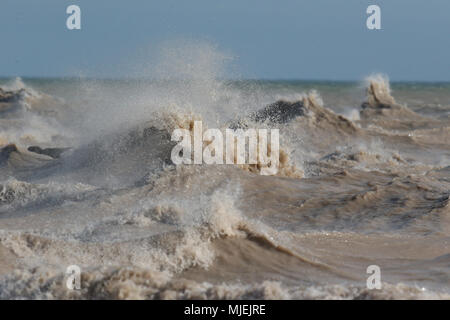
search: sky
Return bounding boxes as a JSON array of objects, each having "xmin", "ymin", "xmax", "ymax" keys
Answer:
[{"xmin": 0, "ymin": 0, "xmax": 449, "ymax": 81}]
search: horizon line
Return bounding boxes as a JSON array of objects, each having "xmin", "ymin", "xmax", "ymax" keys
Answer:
[{"xmin": 1, "ymin": 76, "xmax": 450, "ymax": 84}]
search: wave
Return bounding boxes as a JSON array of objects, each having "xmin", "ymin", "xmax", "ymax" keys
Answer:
[
  {"xmin": 359, "ymin": 75, "xmax": 443, "ymax": 132},
  {"xmin": 0, "ymin": 78, "xmax": 61, "ymax": 116},
  {"xmin": 0, "ymin": 71, "xmax": 449, "ymax": 300},
  {"xmin": 233, "ymin": 90, "xmax": 358, "ymax": 135},
  {"xmin": 1, "ymin": 264, "xmax": 449, "ymax": 299},
  {"xmin": 0, "ymin": 178, "xmax": 97, "ymax": 210}
]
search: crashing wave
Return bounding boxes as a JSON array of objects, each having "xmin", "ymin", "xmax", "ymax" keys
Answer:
[
  {"xmin": 0, "ymin": 78, "xmax": 65, "ymax": 119},
  {"xmin": 361, "ymin": 74, "xmax": 397, "ymax": 109},
  {"xmin": 0, "ymin": 178, "xmax": 97, "ymax": 208},
  {"xmin": 1, "ymin": 265, "xmax": 448, "ymax": 300},
  {"xmin": 359, "ymin": 75, "xmax": 439, "ymax": 132},
  {"xmin": 232, "ymin": 91, "xmax": 357, "ymax": 135}
]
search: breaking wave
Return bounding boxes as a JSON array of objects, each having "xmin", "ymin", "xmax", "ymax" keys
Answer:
[{"xmin": 0, "ymin": 45, "xmax": 449, "ymax": 300}]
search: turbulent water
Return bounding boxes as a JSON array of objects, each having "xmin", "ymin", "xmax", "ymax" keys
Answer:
[{"xmin": 0, "ymin": 71, "xmax": 449, "ymax": 299}]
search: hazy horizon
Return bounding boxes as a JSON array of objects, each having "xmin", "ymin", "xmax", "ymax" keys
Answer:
[{"xmin": 2, "ymin": 76, "xmax": 450, "ymax": 84}]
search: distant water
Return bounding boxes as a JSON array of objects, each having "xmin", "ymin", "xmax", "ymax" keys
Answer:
[{"xmin": 0, "ymin": 75, "xmax": 449, "ymax": 299}]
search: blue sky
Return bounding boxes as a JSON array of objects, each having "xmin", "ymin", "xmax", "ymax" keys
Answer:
[{"xmin": 0, "ymin": 0, "xmax": 449, "ymax": 81}]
